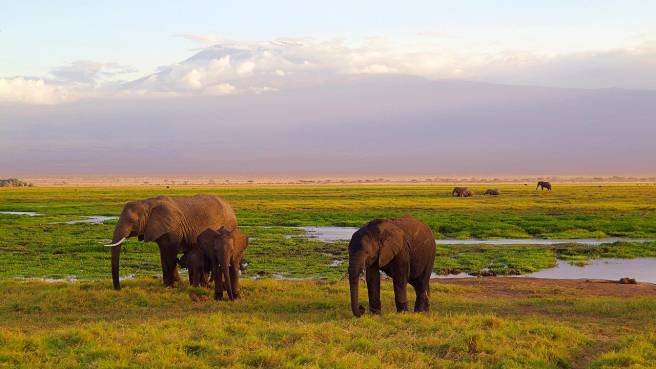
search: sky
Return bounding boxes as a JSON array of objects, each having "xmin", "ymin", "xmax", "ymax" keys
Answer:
[{"xmin": 1, "ymin": 1, "xmax": 655, "ymax": 176}]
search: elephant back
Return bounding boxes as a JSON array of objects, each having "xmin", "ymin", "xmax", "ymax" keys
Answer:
[
  {"xmin": 173, "ymin": 195, "xmax": 238, "ymax": 247},
  {"xmin": 389, "ymin": 215, "xmax": 436, "ymax": 279}
]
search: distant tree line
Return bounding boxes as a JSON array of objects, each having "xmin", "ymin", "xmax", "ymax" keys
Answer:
[{"xmin": 0, "ymin": 178, "xmax": 33, "ymax": 187}]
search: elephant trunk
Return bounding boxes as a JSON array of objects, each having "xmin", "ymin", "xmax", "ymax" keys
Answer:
[
  {"xmin": 222, "ymin": 255, "xmax": 234, "ymax": 300},
  {"xmin": 110, "ymin": 226, "xmax": 129, "ymax": 290},
  {"xmin": 348, "ymin": 259, "xmax": 365, "ymax": 317}
]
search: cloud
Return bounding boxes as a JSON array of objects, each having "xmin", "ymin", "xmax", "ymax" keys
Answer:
[
  {"xmin": 476, "ymin": 45, "xmax": 656, "ymax": 89},
  {"xmin": 50, "ymin": 61, "xmax": 136, "ymax": 85},
  {"xmin": 0, "ymin": 60, "xmax": 136, "ymax": 105},
  {"xmin": 0, "ymin": 77, "xmax": 78, "ymax": 105},
  {"xmin": 3, "ymin": 36, "xmax": 656, "ymax": 105},
  {"xmin": 205, "ymin": 83, "xmax": 236, "ymax": 95},
  {"xmin": 126, "ymin": 36, "xmax": 656, "ymax": 96}
]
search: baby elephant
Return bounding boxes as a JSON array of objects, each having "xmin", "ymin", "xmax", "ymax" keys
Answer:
[
  {"xmin": 196, "ymin": 227, "xmax": 248, "ymax": 301},
  {"xmin": 179, "ymin": 250, "xmax": 211, "ymax": 287}
]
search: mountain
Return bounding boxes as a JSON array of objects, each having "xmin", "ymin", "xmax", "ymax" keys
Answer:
[{"xmin": 1, "ymin": 75, "xmax": 655, "ymax": 175}]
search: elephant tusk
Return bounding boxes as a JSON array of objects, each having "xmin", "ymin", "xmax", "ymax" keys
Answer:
[{"xmin": 104, "ymin": 237, "xmax": 127, "ymax": 247}]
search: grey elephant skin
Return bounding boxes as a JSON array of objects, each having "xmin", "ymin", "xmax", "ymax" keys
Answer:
[
  {"xmin": 192, "ymin": 227, "xmax": 248, "ymax": 300},
  {"xmin": 348, "ymin": 215, "xmax": 436, "ymax": 317},
  {"xmin": 536, "ymin": 181, "xmax": 552, "ymax": 191},
  {"xmin": 107, "ymin": 195, "xmax": 237, "ymax": 290},
  {"xmin": 484, "ymin": 189, "xmax": 500, "ymax": 195}
]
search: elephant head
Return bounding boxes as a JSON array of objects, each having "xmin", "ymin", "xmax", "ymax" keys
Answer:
[
  {"xmin": 348, "ymin": 220, "xmax": 407, "ymax": 317},
  {"xmin": 105, "ymin": 197, "xmax": 183, "ymax": 290}
]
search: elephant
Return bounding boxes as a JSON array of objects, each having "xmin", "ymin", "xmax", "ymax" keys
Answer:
[
  {"xmin": 484, "ymin": 189, "xmax": 500, "ymax": 195},
  {"xmin": 348, "ymin": 215, "xmax": 436, "ymax": 317},
  {"xmin": 104, "ymin": 194, "xmax": 237, "ymax": 290},
  {"xmin": 191, "ymin": 227, "xmax": 248, "ymax": 300},
  {"xmin": 179, "ymin": 248, "xmax": 212, "ymax": 288},
  {"xmin": 452, "ymin": 187, "xmax": 473, "ymax": 197},
  {"xmin": 536, "ymin": 181, "xmax": 552, "ymax": 191}
]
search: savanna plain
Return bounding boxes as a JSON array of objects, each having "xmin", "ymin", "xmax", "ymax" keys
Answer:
[{"xmin": 1, "ymin": 184, "xmax": 656, "ymax": 368}]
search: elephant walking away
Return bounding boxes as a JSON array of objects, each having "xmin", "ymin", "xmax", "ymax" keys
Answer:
[
  {"xmin": 452, "ymin": 187, "xmax": 473, "ymax": 197},
  {"xmin": 536, "ymin": 181, "xmax": 552, "ymax": 191},
  {"xmin": 348, "ymin": 215, "xmax": 436, "ymax": 317},
  {"xmin": 104, "ymin": 195, "xmax": 237, "ymax": 290}
]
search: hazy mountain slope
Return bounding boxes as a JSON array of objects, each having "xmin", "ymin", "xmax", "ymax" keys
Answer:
[{"xmin": 1, "ymin": 75, "xmax": 654, "ymax": 175}]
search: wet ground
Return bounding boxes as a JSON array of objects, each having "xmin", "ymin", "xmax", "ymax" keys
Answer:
[
  {"xmin": 0, "ymin": 211, "xmax": 40, "ymax": 216},
  {"xmin": 50, "ymin": 216, "xmax": 118, "ymax": 225},
  {"xmin": 293, "ymin": 226, "xmax": 653, "ymax": 245},
  {"xmin": 522, "ymin": 258, "xmax": 656, "ymax": 283}
]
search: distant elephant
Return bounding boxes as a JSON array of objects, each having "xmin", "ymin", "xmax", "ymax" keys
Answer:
[
  {"xmin": 484, "ymin": 189, "xmax": 500, "ymax": 195},
  {"xmin": 452, "ymin": 187, "xmax": 472, "ymax": 197},
  {"xmin": 536, "ymin": 181, "xmax": 552, "ymax": 191},
  {"xmin": 104, "ymin": 195, "xmax": 237, "ymax": 290},
  {"xmin": 348, "ymin": 215, "xmax": 436, "ymax": 317},
  {"xmin": 192, "ymin": 227, "xmax": 248, "ymax": 300}
]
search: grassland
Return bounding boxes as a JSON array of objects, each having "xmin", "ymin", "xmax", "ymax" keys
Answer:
[
  {"xmin": 1, "ymin": 184, "xmax": 655, "ymax": 280},
  {"xmin": 1, "ymin": 278, "xmax": 655, "ymax": 369},
  {"xmin": 1, "ymin": 184, "xmax": 655, "ymax": 368}
]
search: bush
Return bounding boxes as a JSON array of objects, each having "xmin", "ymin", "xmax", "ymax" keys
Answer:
[{"xmin": 0, "ymin": 178, "xmax": 32, "ymax": 187}]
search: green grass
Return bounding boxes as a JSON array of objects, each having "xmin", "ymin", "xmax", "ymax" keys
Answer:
[
  {"xmin": 1, "ymin": 184, "xmax": 655, "ymax": 280},
  {"xmin": 590, "ymin": 334, "xmax": 656, "ymax": 369},
  {"xmin": 1, "ymin": 278, "xmax": 655, "ymax": 369}
]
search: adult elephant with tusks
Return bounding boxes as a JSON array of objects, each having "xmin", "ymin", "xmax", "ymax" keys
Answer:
[
  {"xmin": 104, "ymin": 195, "xmax": 237, "ymax": 290},
  {"xmin": 348, "ymin": 215, "xmax": 436, "ymax": 317}
]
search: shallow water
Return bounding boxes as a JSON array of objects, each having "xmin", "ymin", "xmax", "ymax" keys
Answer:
[
  {"xmin": 15, "ymin": 275, "xmax": 78, "ymax": 283},
  {"xmin": 523, "ymin": 258, "xmax": 656, "ymax": 283},
  {"xmin": 293, "ymin": 226, "xmax": 359, "ymax": 242},
  {"xmin": 436, "ymin": 238, "xmax": 653, "ymax": 245},
  {"xmin": 0, "ymin": 211, "xmax": 40, "ymax": 216},
  {"xmin": 51, "ymin": 216, "xmax": 118, "ymax": 225},
  {"xmin": 431, "ymin": 272, "xmax": 474, "ymax": 279},
  {"xmin": 329, "ymin": 260, "xmax": 344, "ymax": 267},
  {"xmin": 293, "ymin": 226, "xmax": 652, "ymax": 245}
]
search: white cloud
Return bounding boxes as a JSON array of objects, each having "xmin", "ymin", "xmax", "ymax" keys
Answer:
[
  {"xmin": 50, "ymin": 60, "xmax": 135, "ymax": 85},
  {"xmin": 180, "ymin": 69, "xmax": 203, "ymax": 90},
  {"xmin": 360, "ymin": 64, "xmax": 396, "ymax": 74},
  {"xmin": 0, "ymin": 77, "xmax": 78, "ymax": 105},
  {"xmin": 205, "ymin": 83, "xmax": 236, "ymax": 95},
  {"xmin": 3, "ymin": 36, "xmax": 656, "ymax": 105},
  {"xmin": 236, "ymin": 61, "xmax": 255, "ymax": 76}
]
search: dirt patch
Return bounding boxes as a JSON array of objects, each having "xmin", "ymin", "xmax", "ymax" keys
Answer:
[{"xmin": 438, "ymin": 277, "xmax": 656, "ymax": 299}]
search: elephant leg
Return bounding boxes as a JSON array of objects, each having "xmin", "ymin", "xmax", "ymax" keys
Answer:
[
  {"xmin": 158, "ymin": 243, "xmax": 180, "ymax": 288},
  {"xmin": 200, "ymin": 272, "xmax": 209, "ymax": 288},
  {"xmin": 410, "ymin": 278, "xmax": 430, "ymax": 312},
  {"xmin": 365, "ymin": 266, "xmax": 381, "ymax": 314},
  {"xmin": 213, "ymin": 261, "xmax": 223, "ymax": 300},
  {"xmin": 230, "ymin": 261, "xmax": 240, "ymax": 299},
  {"xmin": 392, "ymin": 277, "xmax": 409, "ymax": 312}
]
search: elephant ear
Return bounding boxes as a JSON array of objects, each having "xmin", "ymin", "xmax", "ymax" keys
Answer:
[
  {"xmin": 144, "ymin": 204, "xmax": 181, "ymax": 242},
  {"xmin": 377, "ymin": 223, "xmax": 407, "ymax": 268}
]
